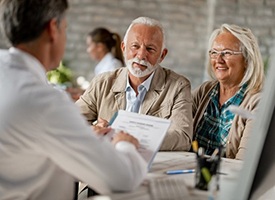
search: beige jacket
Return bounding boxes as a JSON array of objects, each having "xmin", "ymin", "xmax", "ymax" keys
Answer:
[
  {"xmin": 192, "ymin": 81, "xmax": 261, "ymax": 159},
  {"xmin": 76, "ymin": 67, "xmax": 193, "ymax": 151}
]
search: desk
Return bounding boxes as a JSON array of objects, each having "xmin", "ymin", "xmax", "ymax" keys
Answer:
[{"xmin": 88, "ymin": 152, "xmax": 242, "ymax": 200}]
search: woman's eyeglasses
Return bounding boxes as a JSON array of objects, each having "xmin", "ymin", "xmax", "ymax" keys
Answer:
[{"xmin": 209, "ymin": 50, "xmax": 242, "ymax": 59}]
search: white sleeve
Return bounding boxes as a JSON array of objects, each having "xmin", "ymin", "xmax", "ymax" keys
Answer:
[
  {"xmin": 32, "ymin": 89, "xmax": 147, "ymax": 193},
  {"xmin": 115, "ymin": 141, "xmax": 148, "ymax": 189}
]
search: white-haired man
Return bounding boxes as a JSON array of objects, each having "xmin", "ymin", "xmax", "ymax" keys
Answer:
[{"xmin": 76, "ymin": 16, "xmax": 193, "ymax": 151}]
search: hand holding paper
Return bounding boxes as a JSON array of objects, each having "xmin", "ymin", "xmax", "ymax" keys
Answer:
[
  {"xmin": 109, "ymin": 110, "xmax": 171, "ymax": 170},
  {"xmin": 112, "ymin": 131, "xmax": 139, "ymax": 149}
]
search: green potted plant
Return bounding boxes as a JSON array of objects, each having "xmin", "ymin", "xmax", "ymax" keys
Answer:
[{"xmin": 47, "ymin": 61, "xmax": 73, "ymax": 88}]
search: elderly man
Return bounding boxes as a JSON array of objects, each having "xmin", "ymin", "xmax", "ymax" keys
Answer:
[{"xmin": 76, "ymin": 17, "xmax": 193, "ymax": 151}]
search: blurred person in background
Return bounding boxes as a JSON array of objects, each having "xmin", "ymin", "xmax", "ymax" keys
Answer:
[{"xmin": 86, "ymin": 27, "xmax": 124, "ymax": 76}]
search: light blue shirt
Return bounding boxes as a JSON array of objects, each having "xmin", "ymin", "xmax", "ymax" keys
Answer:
[{"xmin": 125, "ymin": 72, "xmax": 155, "ymax": 113}]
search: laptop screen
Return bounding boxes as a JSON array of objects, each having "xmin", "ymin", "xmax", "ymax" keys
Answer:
[
  {"xmin": 224, "ymin": 51, "xmax": 275, "ymax": 200},
  {"xmin": 248, "ymin": 104, "xmax": 275, "ymax": 199}
]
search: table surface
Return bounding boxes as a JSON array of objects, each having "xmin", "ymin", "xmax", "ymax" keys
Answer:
[{"xmin": 88, "ymin": 152, "xmax": 243, "ymax": 200}]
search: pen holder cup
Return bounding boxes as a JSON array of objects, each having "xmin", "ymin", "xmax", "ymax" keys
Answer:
[{"xmin": 195, "ymin": 156, "xmax": 220, "ymax": 191}]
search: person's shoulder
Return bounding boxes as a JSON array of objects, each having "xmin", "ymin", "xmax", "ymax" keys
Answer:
[
  {"xmin": 0, "ymin": 49, "xmax": 17, "ymax": 65},
  {"xmin": 0, "ymin": 48, "xmax": 8, "ymax": 56},
  {"xmin": 160, "ymin": 67, "xmax": 190, "ymax": 84},
  {"xmin": 95, "ymin": 67, "xmax": 125, "ymax": 79},
  {"xmin": 111, "ymin": 57, "xmax": 123, "ymax": 68},
  {"xmin": 244, "ymin": 90, "xmax": 262, "ymax": 103},
  {"xmin": 197, "ymin": 80, "xmax": 217, "ymax": 90},
  {"xmin": 241, "ymin": 90, "xmax": 262, "ymax": 111},
  {"xmin": 100, "ymin": 53, "xmax": 123, "ymax": 70},
  {"xmin": 192, "ymin": 80, "xmax": 218, "ymax": 98}
]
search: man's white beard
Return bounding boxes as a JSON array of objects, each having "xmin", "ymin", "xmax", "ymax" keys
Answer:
[{"xmin": 125, "ymin": 57, "xmax": 159, "ymax": 78}]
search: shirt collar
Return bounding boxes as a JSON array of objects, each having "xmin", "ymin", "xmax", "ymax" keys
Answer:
[
  {"xmin": 9, "ymin": 47, "xmax": 48, "ymax": 84},
  {"xmin": 125, "ymin": 71, "xmax": 155, "ymax": 92},
  {"xmin": 209, "ymin": 82, "xmax": 248, "ymax": 107}
]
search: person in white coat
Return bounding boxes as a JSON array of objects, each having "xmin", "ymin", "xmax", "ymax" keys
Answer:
[{"xmin": 0, "ymin": 1, "xmax": 147, "ymax": 200}]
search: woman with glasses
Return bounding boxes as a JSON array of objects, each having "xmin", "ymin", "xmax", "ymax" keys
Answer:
[{"xmin": 192, "ymin": 24, "xmax": 264, "ymax": 159}]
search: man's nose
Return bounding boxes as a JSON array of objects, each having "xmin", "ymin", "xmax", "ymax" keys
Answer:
[{"xmin": 136, "ymin": 46, "xmax": 147, "ymax": 60}]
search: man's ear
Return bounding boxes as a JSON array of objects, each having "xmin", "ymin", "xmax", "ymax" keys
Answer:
[
  {"xmin": 46, "ymin": 19, "xmax": 59, "ymax": 42},
  {"xmin": 121, "ymin": 41, "xmax": 125, "ymax": 52},
  {"xmin": 159, "ymin": 48, "xmax": 168, "ymax": 63}
]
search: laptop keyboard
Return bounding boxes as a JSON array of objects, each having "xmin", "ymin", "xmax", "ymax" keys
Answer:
[{"xmin": 149, "ymin": 177, "xmax": 190, "ymax": 200}]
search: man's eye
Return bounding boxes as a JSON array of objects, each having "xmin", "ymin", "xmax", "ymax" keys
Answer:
[
  {"xmin": 147, "ymin": 47, "xmax": 156, "ymax": 52},
  {"xmin": 131, "ymin": 45, "xmax": 139, "ymax": 49}
]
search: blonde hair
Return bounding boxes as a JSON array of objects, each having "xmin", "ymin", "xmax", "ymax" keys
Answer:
[{"xmin": 207, "ymin": 24, "xmax": 264, "ymax": 94}]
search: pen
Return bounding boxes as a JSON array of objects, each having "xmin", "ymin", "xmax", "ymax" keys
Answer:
[
  {"xmin": 108, "ymin": 111, "xmax": 118, "ymax": 126},
  {"xmin": 192, "ymin": 140, "xmax": 198, "ymax": 153},
  {"xmin": 166, "ymin": 169, "xmax": 195, "ymax": 175},
  {"xmin": 207, "ymin": 148, "xmax": 219, "ymax": 161}
]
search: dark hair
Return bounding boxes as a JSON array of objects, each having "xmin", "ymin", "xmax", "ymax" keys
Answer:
[
  {"xmin": 0, "ymin": 0, "xmax": 69, "ymax": 46},
  {"xmin": 88, "ymin": 27, "xmax": 124, "ymax": 66}
]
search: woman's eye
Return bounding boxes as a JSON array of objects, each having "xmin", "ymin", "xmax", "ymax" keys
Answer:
[
  {"xmin": 224, "ymin": 51, "xmax": 232, "ymax": 56},
  {"xmin": 211, "ymin": 51, "xmax": 218, "ymax": 56}
]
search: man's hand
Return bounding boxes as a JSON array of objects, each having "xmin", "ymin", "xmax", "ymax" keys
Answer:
[
  {"xmin": 95, "ymin": 117, "xmax": 109, "ymax": 128},
  {"xmin": 112, "ymin": 131, "xmax": 139, "ymax": 149},
  {"xmin": 92, "ymin": 125, "xmax": 111, "ymax": 136},
  {"xmin": 92, "ymin": 117, "xmax": 111, "ymax": 136}
]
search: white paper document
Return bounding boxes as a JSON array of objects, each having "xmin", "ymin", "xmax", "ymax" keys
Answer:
[{"xmin": 110, "ymin": 110, "xmax": 171, "ymax": 170}]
